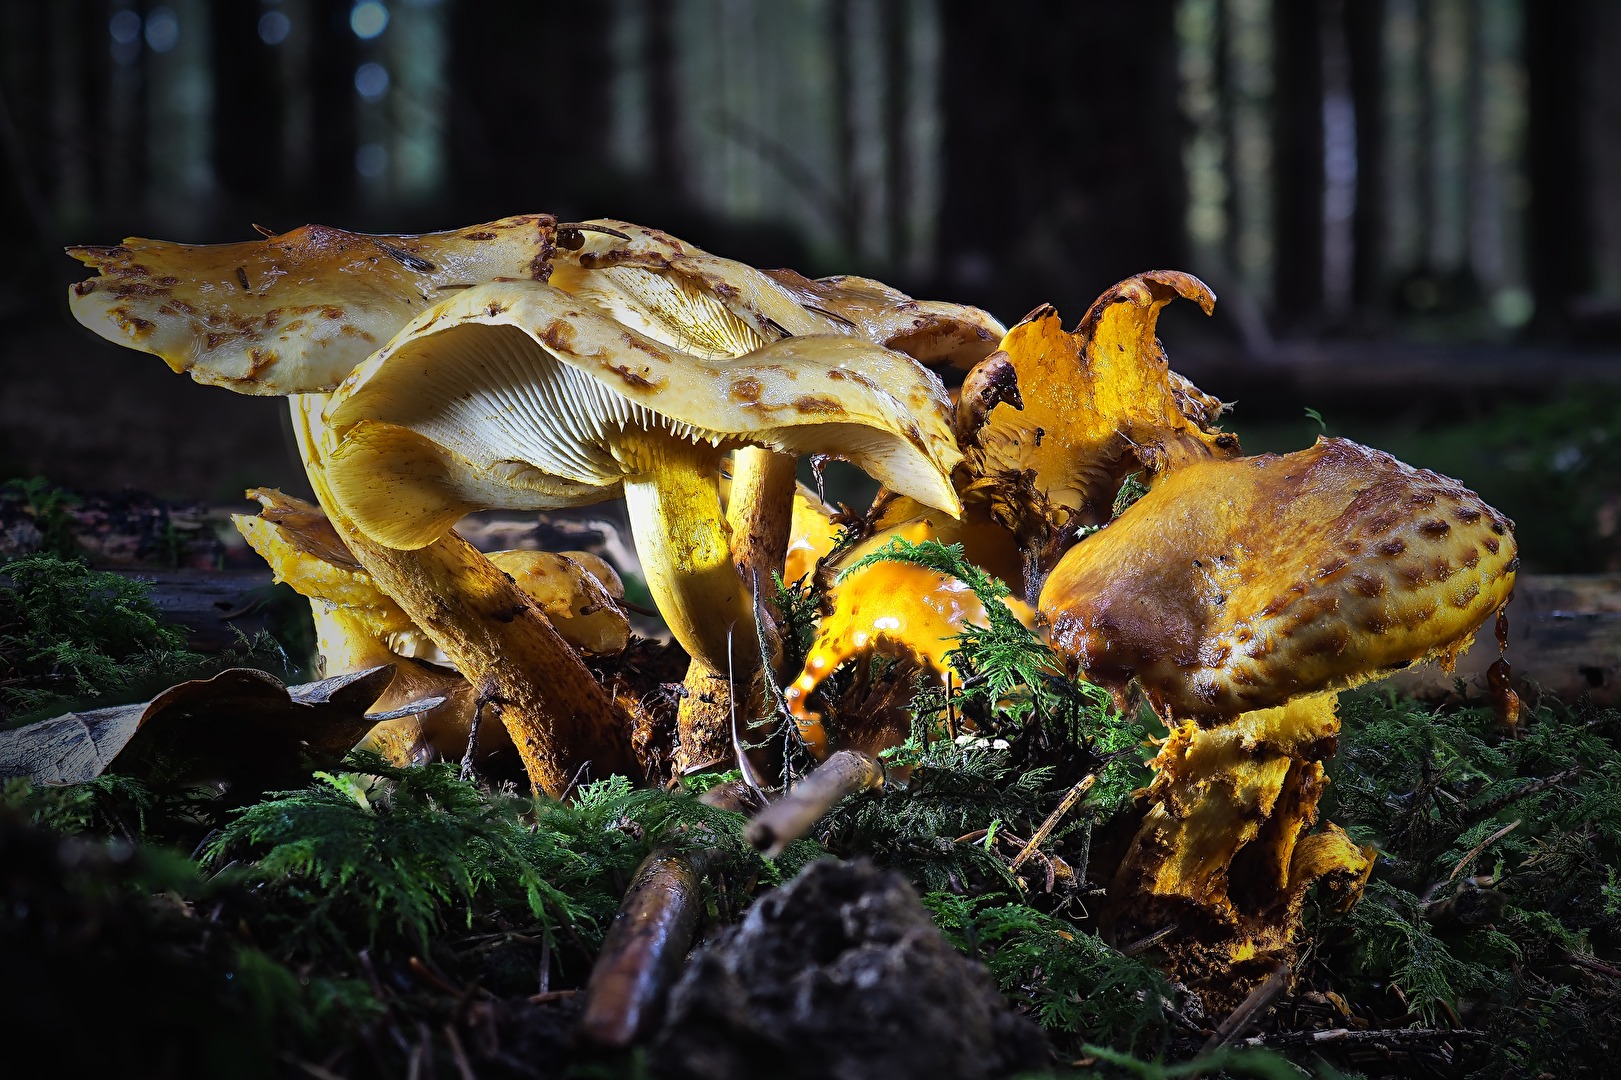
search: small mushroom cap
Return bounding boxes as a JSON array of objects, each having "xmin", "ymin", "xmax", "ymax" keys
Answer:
[
  {"xmin": 551, "ymin": 220, "xmax": 1004, "ymax": 367},
  {"xmin": 783, "ymin": 483, "xmax": 840, "ymax": 586},
  {"xmin": 486, "ymin": 550, "xmax": 631, "ymax": 656},
  {"xmin": 66, "ymin": 216, "xmax": 559, "ymax": 394},
  {"xmin": 965, "ymin": 272, "xmax": 1238, "ymax": 527},
  {"xmin": 559, "ymin": 550, "xmax": 625, "ymax": 599},
  {"xmin": 1039, "ymin": 438, "xmax": 1519, "ymax": 721},
  {"xmin": 323, "ymin": 280, "xmax": 963, "ymax": 550}
]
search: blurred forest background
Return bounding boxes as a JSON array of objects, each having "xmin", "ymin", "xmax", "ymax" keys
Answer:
[{"xmin": 1, "ymin": 0, "xmax": 1618, "ymax": 571}]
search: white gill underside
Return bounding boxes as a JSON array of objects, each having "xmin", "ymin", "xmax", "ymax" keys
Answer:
[{"xmin": 398, "ymin": 324, "xmax": 732, "ymax": 487}]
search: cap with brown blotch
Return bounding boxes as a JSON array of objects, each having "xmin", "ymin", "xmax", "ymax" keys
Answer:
[
  {"xmin": 550, "ymin": 219, "xmax": 1005, "ymax": 369},
  {"xmin": 66, "ymin": 216, "xmax": 561, "ymax": 394},
  {"xmin": 1039, "ymin": 437, "xmax": 1519, "ymax": 722},
  {"xmin": 321, "ymin": 280, "xmax": 964, "ymax": 679}
]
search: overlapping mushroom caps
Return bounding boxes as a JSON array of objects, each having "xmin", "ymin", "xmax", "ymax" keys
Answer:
[
  {"xmin": 1038, "ymin": 438, "xmax": 1518, "ymax": 1000},
  {"xmin": 784, "ymin": 272, "xmax": 1233, "ymax": 755},
  {"xmin": 319, "ymin": 281, "xmax": 966, "ymax": 729},
  {"xmin": 68, "ymin": 215, "xmax": 640, "ymax": 796}
]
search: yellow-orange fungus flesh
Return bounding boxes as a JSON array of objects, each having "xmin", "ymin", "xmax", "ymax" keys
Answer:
[
  {"xmin": 786, "ymin": 519, "xmax": 1034, "ymax": 755},
  {"xmin": 1039, "ymin": 437, "xmax": 1517, "ymax": 722}
]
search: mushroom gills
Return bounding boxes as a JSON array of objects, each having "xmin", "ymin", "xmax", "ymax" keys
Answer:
[{"xmin": 550, "ymin": 260, "xmax": 771, "ymax": 360}]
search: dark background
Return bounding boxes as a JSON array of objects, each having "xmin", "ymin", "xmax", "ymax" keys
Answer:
[{"xmin": 1, "ymin": 0, "xmax": 1618, "ymax": 570}]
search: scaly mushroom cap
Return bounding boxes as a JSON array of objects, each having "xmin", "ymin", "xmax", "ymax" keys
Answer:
[
  {"xmin": 1039, "ymin": 438, "xmax": 1518, "ymax": 721},
  {"xmin": 66, "ymin": 216, "xmax": 560, "ymax": 394},
  {"xmin": 322, "ymin": 280, "xmax": 963, "ymax": 551},
  {"xmin": 964, "ymin": 272, "xmax": 1239, "ymax": 530},
  {"xmin": 550, "ymin": 220, "xmax": 1004, "ymax": 367}
]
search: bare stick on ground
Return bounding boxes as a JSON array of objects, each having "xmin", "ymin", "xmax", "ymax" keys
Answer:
[
  {"xmin": 576, "ymin": 845, "xmax": 720, "ymax": 1049},
  {"xmin": 747, "ymin": 749, "xmax": 885, "ymax": 858}
]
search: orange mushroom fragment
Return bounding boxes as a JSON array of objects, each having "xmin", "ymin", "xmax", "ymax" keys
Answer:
[
  {"xmin": 785, "ymin": 515, "xmax": 1034, "ymax": 757},
  {"xmin": 949, "ymin": 274, "xmax": 1241, "ymax": 601}
]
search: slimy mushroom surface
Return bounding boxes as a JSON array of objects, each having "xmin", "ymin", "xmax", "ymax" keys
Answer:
[{"xmin": 1040, "ymin": 437, "xmax": 1519, "ymax": 721}]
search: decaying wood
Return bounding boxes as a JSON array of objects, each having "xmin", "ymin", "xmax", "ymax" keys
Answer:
[
  {"xmin": 746, "ymin": 749, "xmax": 885, "ymax": 858},
  {"xmin": 576, "ymin": 844, "xmax": 720, "ymax": 1049}
]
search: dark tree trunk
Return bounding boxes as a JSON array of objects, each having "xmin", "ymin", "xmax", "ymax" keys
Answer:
[
  {"xmin": 211, "ymin": 0, "xmax": 281, "ymax": 222},
  {"xmin": 306, "ymin": 0, "xmax": 358, "ymax": 218},
  {"xmin": 1345, "ymin": 0, "xmax": 1384, "ymax": 313},
  {"xmin": 1271, "ymin": 0, "xmax": 1324, "ymax": 328},
  {"xmin": 446, "ymin": 3, "xmax": 612, "ymax": 222},
  {"xmin": 936, "ymin": 0, "xmax": 1184, "ymax": 323},
  {"xmin": 1525, "ymin": 0, "xmax": 1593, "ymax": 335}
]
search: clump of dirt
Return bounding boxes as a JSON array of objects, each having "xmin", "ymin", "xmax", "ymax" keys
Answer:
[{"xmin": 652, "ymin": 858, "xmax": 1049, "ymax": 1080}]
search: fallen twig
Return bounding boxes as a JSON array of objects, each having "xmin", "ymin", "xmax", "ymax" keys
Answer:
[
  {"xmin": 1447, "ymin": 818, "xmax": 1520, "ymax": 882},
  {"xmin": 575, "ymin": 844, "xmax": 720, "ymax": 1048},
  {"xmin": 1201, "ymin": 962, "xmax": 1291, "ymax": 1053},
  {"xmin": 746, "ymin": 749, "xmax": 885, "ymax": 857},
  {"xmin": 1564, "ymin": 953, "xmax": 1621, "ymax": 979},
  {"xmin": 1008, "ymin": 774, "xmax": 1095, "ymax": 873}
]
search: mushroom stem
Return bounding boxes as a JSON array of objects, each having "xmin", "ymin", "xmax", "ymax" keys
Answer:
[
  {"xmin": 619, "ymin": 434, "xmax": 762, "ymax": 679},
  {"xmin": 676, "ymin": 447, "xmax": 798, "ymax": 772},
  {"xmin": 291, "ymin": 395, "xmax": 635, "ymax": 797},
  {"xmin": 746, "ymin": 749, "xmax": 885, "ymax": 858}
]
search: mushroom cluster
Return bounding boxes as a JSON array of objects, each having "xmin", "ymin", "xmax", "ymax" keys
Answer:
[{"xmin": 68, "ymin": 220, "xmax": 1517, "ymax": 1000}]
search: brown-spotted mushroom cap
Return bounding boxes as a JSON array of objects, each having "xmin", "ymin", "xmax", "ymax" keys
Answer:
[
  {"xmin": 550, "ymin": 220, "xmax": 1005, "ymax": 367},
  {"xmin": 321, "ymin": 279, "xmax": 962, "ymax": 676},
  {"xmin": 66, "ymin": 216, "xmax": 561, "ymax": 394},
  {"xmin": 1039, "ymin": 437, "xmax": 1518, "ymax": 721},
  {"xmin": 486, "ymin": 550, "xmax": 630, "ymax": 656}
]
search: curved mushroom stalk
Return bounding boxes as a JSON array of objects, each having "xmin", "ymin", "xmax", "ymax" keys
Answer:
[
  {"xmin": 960, "ymin": 272, "xmax": 1240, "ymax": 594},
  {"xmin": 321, "ymin": 281, "xmax": 963, "ymax": 774},
  {"xmin": 1040, "ymin": 439, "xmax": 1516, "ymax": 1002},
  {"xmin": 674, "ymin": 445, "xmax": 800, "ymax": 774},
  {"xmin": 233, "ymin": 488, "xmax": 496, "ymax": 767},
  {"xmin": 290, "ymin": 396, "xmax": 636, "ymax": 795}
]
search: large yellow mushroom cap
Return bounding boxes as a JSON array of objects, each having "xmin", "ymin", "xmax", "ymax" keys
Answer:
[
  {"xmin": 66, "ymin": 216, "xmax": 560, "ymax": 394},
  {"xmin": 321, "ymin": 280, "xmax": 964, "ymax": 551},
  {"xmin": 549, "ymin": 219, "xmax": 1005, "ymax": 368},
  {"xmin": 1039, "ymin": 437, "xmax": 1518, "ymax": 721}
]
